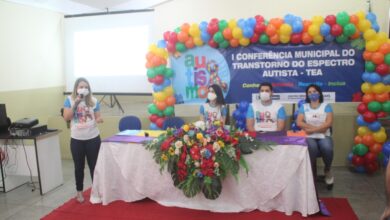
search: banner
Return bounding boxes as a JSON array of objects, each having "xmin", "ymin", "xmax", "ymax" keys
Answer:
[{"xmin": 171, "ymin": 42, "xmax": 364, "ymax": 104}]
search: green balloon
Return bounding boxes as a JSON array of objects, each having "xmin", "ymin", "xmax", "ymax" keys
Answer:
[
  {"xmin": 155, "ymin": 65, "xmax": 166, "ymax": 74},
  {"xmin": 165, "ymin": 68, "xmax": 174, "ymax": 78},
  {"xmin": 336, "ymin": 12, "xmax": 350, "ymax": 26},
  {"xmin": 385, "ymin": 54, "xmax": 390, "ymax": 65},
  {"xmin": 163, "ymin": 106, "xmax": 174, "ymax": 116},
  {"xmin": 147, "ymin": 68, "xmax": 157, "ymax": 78},
  {"xmin": 383, "ymin": 101, "xmax": 390, "ymax": 113},
  {"xmin": 259, "ymin": 34, "xmax": 269, "ymax": 44},
  {"xmin": 219, "ymin": 40, "xmax": 229, "ymax": 48},
  {"xmin": 174, "ymin": 27, "xmax": 181, "ymax": 33},
  {"xmin": 368, "ymin": 101, "xmax": 382, "ymax": 112},
  {"xmin": 148, "ymin": 104, "xmax": 159, "ymax": 114},
  {"xmin": 213, "ymin": 31, "xmax": 224, "ymax": 43},
  {"xmin": 353, "ymin": 144, "xmax": 368, "ymax": 156},
  {"xmin": 336, "ymin": 34, "xmax": 348, "ymax": 44},
  {"xmin": 218, "ymin": 20, "xmax": 228, "ymax": 31},
  {"xmin": 176, "ymin": 42, "xmax": 186, "ymax": 52},
  {"xmin": 157, "ymin": 111, "xmax": 164, "ymax": 117},
  {"xmin": 343, "ymin": 23, "xmax": 356, "ymax": 37},
  {"xmin": 365, "ymin": 61, "xmax": 376, "ymax": 72}
]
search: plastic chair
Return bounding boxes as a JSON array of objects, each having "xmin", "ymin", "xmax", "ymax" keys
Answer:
[
  {"xmin": 118, "ymin": 115, "xmax": 142, "ymax": 131},
  {"xmin": 162, "ymin": 117, "xmax": 185, "ymax": 130}
]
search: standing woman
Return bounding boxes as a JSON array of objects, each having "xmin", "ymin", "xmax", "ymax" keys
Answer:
[
  {"xmin": 297, "ymin": 84, "xmax": 334, "ymax": 189},
  {"xmin": 200, "ymin": 84, "xmax": 227, "ymax": 128},
  {"xmin": 63, "ymin": 77, "xmax": 103, "ymax": 203}
]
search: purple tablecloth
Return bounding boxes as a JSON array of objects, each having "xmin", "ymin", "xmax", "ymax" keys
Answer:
[
  {"xmin": 103, "ymin": 135, "xmax": 153, "ymax": 143},
  {"xmin": 257, "ymin": 131, "xmax": 307, "ymax": 146}
]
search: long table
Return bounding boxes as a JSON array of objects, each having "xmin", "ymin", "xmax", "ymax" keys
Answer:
[{"xmin": 90, "ymin": 134, "xmax": 319, "ymax": 217}]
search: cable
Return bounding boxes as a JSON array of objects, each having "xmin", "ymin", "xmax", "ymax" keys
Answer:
[{"xmin": 21, "ymin": 139, "xmax": 36, "ymax": 192}]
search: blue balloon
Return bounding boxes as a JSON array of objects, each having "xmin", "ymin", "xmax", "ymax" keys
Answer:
[
  {"xmin": 157, "ymin": 40, "xmax": 166, "ymax": 48},
  {"xmin": 366, "ymin": 12, "xmax": 377, "ymax": 23},
  {"xmin": 243, "ymin": 27, "xmax": 254, "ymax": 38},
  {"xmin": 233, "ymin": 110, "xmax": 241, "ymax": 120},
  {"xmin": 236, "ymin": 120, "xmax": 244, "ymax": 129},
  {"xmin": 199, "ymin": 21, "xmax": 208, "ymax": 31},
  {"xmin": 368, "ymin": 121, "xmax": 381, "ymax": 132},
  {"xmin": 149, "ymin": 123, "xmax": 159, "ymax": 130},
  {"xmin": 324, "ymin": 35, "xmax": 335, "ymax": 42},
  {"xmin": 347, "ymin": 152, "xmax": 354, "ymax": 162},
  {"xmin": 293, "ymin": 110, "xmax": 299, "ymax": 119},
  {"xmin": 292, "ymin": 20, "xmax": 303, "ymax": 33},
  {"xmin": 201, "ymin": 31, "xmax": 210, "ymax": 42},
  {"xmin": 372, "ymin": 23, "xmax": 380, "ymax": 32},
  {"xmin": 383, "ymin": 156, "xmax": 389, "ymax": 167},
  {"xmin": 320, "ymin": 23, "xmax": 331, "ymax": 36},
  {"xmin": 237, "ymin": 19, "xmax": 246, "ymax": 28},
  {"xmin": 383, "ymin": 74, "xmax": 390, "ymax": 85},
  {"xmin": 382, "ymin": 141, "xmax": 390, "ymax": 157},
  {"xmin": 362, "ymin": 72, "xmax": 371, "ymax": 82},
  {"xmin": 368, "ymin": 73, "xmax": 382, "ymax": 84},
  {"xmin": 356, "ymin": 115, "xmax": 367, "ymax": 126},
  {"xmin": 163, "ymin": 78, "xmax": 171, "ymax": 87},
  {"xmin": 239, "ymin": 101, "xmax": 249, "ymax": 112},
  {"xmin": 247, "ymin": 18, "xmax": 256, "ymax": 28},
  {"xmin": 153, "ymin": 84, "xmax": 164, "ymax": 92},
  {"xmin": 354, "ymin": 165, "xmax": 366, "ymax": 173},
  {"xmin": 284, "ymin": 14, "xmax": 295, "ymax": 25}
]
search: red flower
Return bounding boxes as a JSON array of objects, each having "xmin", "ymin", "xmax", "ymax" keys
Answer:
[{"xmin": 236, "ymin": 150, "xmax": 241, "ymax": 160}]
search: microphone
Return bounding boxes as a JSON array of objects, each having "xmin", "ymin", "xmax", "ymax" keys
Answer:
[{"xmin": 79, "ymin": 94, "xmax": 84, "ymax": 99}]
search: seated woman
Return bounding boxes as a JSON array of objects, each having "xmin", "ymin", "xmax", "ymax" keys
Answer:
[
  {"xmin": 296, "ymin": 84, "xmax": 334, "ymax": 188},
  {"xmin": 200, "ymin": 84, "xmax": 227, "ymax": 128},
  {"xmin": 246, "ymin": 82, "xmax": 286, "ymax": 132}
]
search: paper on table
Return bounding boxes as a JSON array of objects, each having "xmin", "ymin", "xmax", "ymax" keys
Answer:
[
  {"xmin": 287, "ymin": 130, "xmax": 307, "ymax": 137},
  {"xmin": 137, "ymin": 130, "xmax": 166, "ymax": 137},
  {"xmin": 116, "ymin": 130, "xmax": 141, "ymax": 136}
]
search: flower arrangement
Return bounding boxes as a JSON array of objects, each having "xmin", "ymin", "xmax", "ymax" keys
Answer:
[{"xmin": 144, "ymin": 120, "xmax": 274, "ymax": 200}]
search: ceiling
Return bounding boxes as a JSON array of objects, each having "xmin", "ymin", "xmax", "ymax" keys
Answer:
[{"xmin": 5, "ymin": 0, "xmax": 170, "ymax": 14}]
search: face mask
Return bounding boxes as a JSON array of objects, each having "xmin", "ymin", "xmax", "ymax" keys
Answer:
[
  {"xmin": 207, "ymin": 92, "xmax": 217, "ymax": 101},
  {"xmin": 308, "ymin": 93, "xmax": 320, "ymax": 102},
  {"xmin": 260, "ymin": 92, "xmax": 271, "ymax": 101},
  {"xmin": 77, "ymin": 88, "xmax": 89, "ymax": 97}
]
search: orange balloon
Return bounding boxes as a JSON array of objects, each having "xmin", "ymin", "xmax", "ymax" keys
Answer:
[
  {"xmin": 269, "ymin": 34, "xmax": 280, "ymax": 44},
  {"xmin": 363, "ymin": 51, "xmax": 372, "ymax": 61},
  {"xmin": 350, "ymin": 15, "xmax": 359, "ymax": 25},
  {"xmin": 165, "ymin": 96, "xmax": 176, "ymax": 106},
  {"xmin": 350, "ymin": 29, "xmax": 361, "ymax": 39},
  {"xmin": 375, "ymin": 92, "xmax": 389, "ymax": 102},
  {"xmin": 145, "ymin": 61, "xmax": 153, "ymax": 68},
  {"xmin": 181, "ymin": 23, "xmax": 190, "ymax": 33},
  {"xmin": 177, "ymin": 31, "xmax": 189, "ymax": 43},
  {"xmin": 354, "ymin": 135, "xmax": 363, "ymax": 144},
  {"xmin": 302, "ymin": 32, "xmax": 313, "ymax": 44},
  {"xmin": 146, "ymin": 52, "xmax": 154, "ymax": 61},
  {"xmin": 362, "ymin": 93, "xmax": 375, "ymax": 104},
  {"xmin": 369, "ymin": 143, "xmax": 383, "ymax": 154},
  {"xmin": 269, "ymin": 18, "xmax": 284, "ymax": 29},
  {"xmin": 379, "ymin": 43, "xmax": 390, "ymax": 54},
  {"xmin": 266, "ymin": 24, "xmax": 277, "ymax": 36},
  {"xmin": 371, "ymin": 52, "xmax": 385, "ymax": 65},
  {"xmin": 185, "ymin": 38, "xmax": 195, "ymax": 49},
  {"xmin": 303, "ymin": 20, "xmax": 312, "ymax": 32},
  {"xmin": 362, "ymin": 134, "xmax": 375, "ymax": 147},
  {"xmin": 223, "ymin": 28, "xmax": 233, "ymax": 40},
  {"xmin": 156, "ymin": 101, "xmax": 167, "ymax": 111},
  {"xmin": 229, "ymin": 38, "xmax": 239, "ymax": 47}
]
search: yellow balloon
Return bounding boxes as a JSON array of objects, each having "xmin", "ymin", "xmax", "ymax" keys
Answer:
[
  {"xmin": 358, "ymin": 19, "xmax": 371, "ymax": 32},
  {"xmin": 308, "ymin": 24, "xmax": 320, "ymax": 37},
  {"xmin": 361, "ymin": 82, "xmax": 372, "ymax": 93},
  {"xmin": 149, "ymin": 44, "xmax": 158, "ymax": 52},
  {"xmin": 164, "ymin": 86, "xmax": 174, "ymax": 97},
  {"xmin": 228, "ymin": 19, "xmax": 237, "ymax": 29},
  {"xmin": 363, "ymin": 29, "xmax": 376, "ymax": 41},
  {"xmin": 232, "ymin": 27, "xmax": 243, "ymax": 39},
  {"xmin": 311, "ymin": 15, "xmax": 324, "ymax": 25},
  {"xmin": 373, "ymin": 131, "xmax": 387, "ymax": 143},
  {"xmin": 376, "ymin": 32, "xmax": 388, "ymax": 44},
  {"xmin": 239, "ymin": 37, "xmax": 250, "ymax": 46},
  {"xmin": 279, "ymin": 35, "xmax": 290, "ymax": 44},
  {"xmin": 372, "ymin": 83, "xmax": 386, "ymax": 94},
  {"xmin": 366, "ymin": 40, "xmax": 380, "ymax": 52},
  {"xmin": 313, "ymin": 35, "xmax": 324, "ymax": 44},
  {"xmin": 153, "ymin": 92, "xmax": 167, "ymax": 102},
  {"xmin": 193, "ymin": 37, "xmax": 203, "ymax": 46},
  {"xmin": 189, "ymin": 23, "xmax": 200, "ymax": 37},
  {"xmin": 279, "ymin": 24, "xmax": 292, "ymax": 36},
  {"xmin": 356, "ymin": 11, "xmax": 366, "ymax": 21},
  {"xmin": 358, "ymin": 126, "xmax": 370, "ymax": 136}
]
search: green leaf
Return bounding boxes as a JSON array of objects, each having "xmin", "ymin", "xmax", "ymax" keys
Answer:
[
  {"xmin": 201, "ymin": 177, "xmax": 222, "ymax": 200},
  {"xmin": 178, "ymin": 175, "xmax": 201, "ymax": 198}
]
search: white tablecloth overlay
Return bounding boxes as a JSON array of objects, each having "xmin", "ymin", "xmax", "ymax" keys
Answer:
[{"xmin": 90, "ymin": 142, "xmax": 319, "ymax": 217}]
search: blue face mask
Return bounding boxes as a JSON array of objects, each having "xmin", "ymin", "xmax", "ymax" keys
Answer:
[{"xmin": 308, "ymin": 93, "xmax": 320, "ymax": 102}]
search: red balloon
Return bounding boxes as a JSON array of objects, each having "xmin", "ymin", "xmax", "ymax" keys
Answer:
[
  {"xmin": 210, "ymin": 18, "xmax": 219, "ymax": 24},
  {"xmin": 149, "ymin": 114, "xmax": 159, "ymax": 123},
  {"xmin": 166, "ymin": 42, "xmax": 176, "ymax": 53},
  {"xmin": 147, "ymin": 77, "xmax": 155, "ymax": 83},
  {"xmin": 169, "ymin": 32, "xmax": 178, "ymax": 44},
  {"xmin": 357, "ymin": 103, "xmax": 368, "ymax": 114},
  {"xmin": 208, "ymin": 39, "xmax": 218, "ymax": 48},
  {"xmin": 207, "ymin": 23, "xmax": 219, "ymax": 35},
  {"xmin": 365, "ymin": 161, "xmax": 379, "ymax": 174},
  {"xmin": 375, "ymin": 64, "xmax": 389, "ymax": 76},
  {"xmin": 250, "ymin": 33, "xmax": 260, "ymax": 43},
  {"xmin": 156, "ymin": 117, "xmax": 165, "ymax": 128},
  {"xmin": 325, "ymin": 15, "xmax": 337, "ymax": 25},
  {"xmin": 363, "ymin": 111, "xmax": 377, "ymax": 123},
  {"xmin": 290, "ymin": 33, "xmax": 302, "ymax": 44},
  {"xmin": 255, "ymin": 15, "xmax": 265, "ymax": 23},
  {"xmin": 154, "ymin": 75, "xmax": 164, "ymax": 85},
  {"xmin": 254, "ymin": 22, "xmax": 266, "ymax": 34},
  {"xmin": 364, "ymin": 152, "xmax": 378, "ymax": 164},
  {"xmin": 163, "ymin": 31, "xmax": 171, "ymax": 41},
  {"xmin": 352, "ymin": 155, "xmax": 364, "ymax": 166},
  {"xmin": 330, "ymin": 24, "xmax": 343, "ymax": 36},
  {"xmin": 377, "ymin": 111, "xmax": 388, "ymax": 118}
]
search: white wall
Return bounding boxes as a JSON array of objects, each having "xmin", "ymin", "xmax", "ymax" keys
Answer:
[
  {"xmin": 153, "ymin": 0, "xmax": 389, "ymax": 42},
  {"xmin": 0, "ymin": 1, "xmax": 64, "ymax": 92}
]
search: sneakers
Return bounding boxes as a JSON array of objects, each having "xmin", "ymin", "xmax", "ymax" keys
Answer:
[
  {"xmin": 324, "ymin": 170, "xmax": 334, "ymax": 190},
  {"xmin": 319, "ymin": 200, "xmax": 331, "ymax": 216},
  {"xmin": 76, "ymin": 191, "xmax": 84, "ymax": 203}
]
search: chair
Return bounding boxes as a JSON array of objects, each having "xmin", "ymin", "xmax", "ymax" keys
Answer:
[
  {"xmin": 118, "ymin": 115, "xmax": 142, "ymax": 131},
  {"xmin": 162, "ymin": 117, "xmax": 185, "ymax": 130}
]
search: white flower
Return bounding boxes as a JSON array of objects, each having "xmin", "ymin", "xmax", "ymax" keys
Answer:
[
  {"xmin": 183, "ymin": 135, "xmax": 189, "ymax": 142},
  {"xmin": 174, "ymin": 148, "xmax": 180, "ymax": 155},
  {"xmin": 194, "ymin": 161, "xmax": 200, "ymax": 167},
  {"xmin": 174, "ymin": 140, "xmax": 183, "ymax": 148},
  {"xmin": 212, "ymin": 142, "xmax": 220, "ymax": 153},
  {"xmin": 214, "ymin": 162, "xmax": 219, "ymax": 168},
  {"xmin": 194, "ymin": 121, "xmax": 206, "ymax": 131}
]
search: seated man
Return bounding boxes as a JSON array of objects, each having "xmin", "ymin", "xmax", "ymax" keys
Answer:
[{"xmin": 246, "ymin": 82, "xmax": 286, "ymax": 132}]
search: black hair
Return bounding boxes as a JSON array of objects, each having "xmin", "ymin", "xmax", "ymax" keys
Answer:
[
  {"xmin": 207, "ymin": 84, "xmax": 226, "ymax": 105},
  {"xmin": 305, "ymin": 84, "xmax": 324, "ymax": 103},
  {"xmin": 259, "ymin": 82, "xmax": 273, "ymax": 92}
]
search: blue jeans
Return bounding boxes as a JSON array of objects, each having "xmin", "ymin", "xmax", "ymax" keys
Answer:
[{"xmin": 306, "ymin": 136, "xmax": 333, "ymax": 176}]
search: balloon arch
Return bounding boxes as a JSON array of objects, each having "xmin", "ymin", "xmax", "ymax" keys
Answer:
[{"xmin": 145, "ymin": 11, "xmax": 390, "ymax": 174}]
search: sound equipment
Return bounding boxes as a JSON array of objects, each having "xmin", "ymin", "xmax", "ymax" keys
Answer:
[{"xmin": 9, "ymin": 124, "xmax": 47, "ymax": 137}]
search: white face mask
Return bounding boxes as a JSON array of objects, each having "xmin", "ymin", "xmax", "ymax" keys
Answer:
[
  {"xmin": 77, "ymin": 88, "xmax": 89, "ymax": 97},
  {"xmin": 207, "ymin": 92, "xmax": 217, "ymax": 101},
  {"xmin": 260, "ymin": 92, "xmax": 271, "ymax": 101}
]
